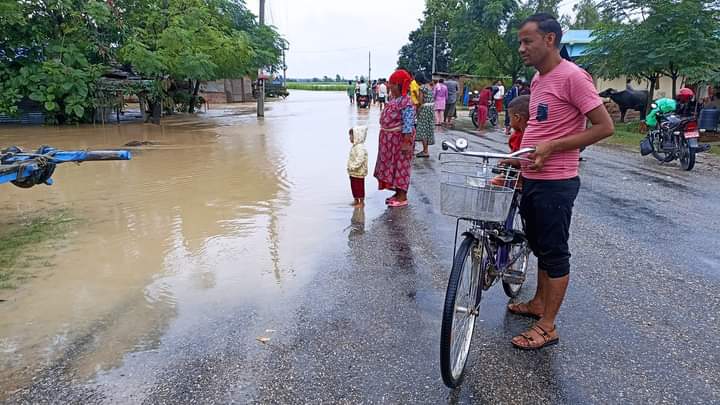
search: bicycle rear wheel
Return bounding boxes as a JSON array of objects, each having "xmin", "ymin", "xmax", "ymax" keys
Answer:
[
  {"xmin": 503, "ymin": 209, "xmax": 530, "ymax": 298},
  {"xmin": 440, "ymin": 235, "xmax": 486, "ymax": 388}
]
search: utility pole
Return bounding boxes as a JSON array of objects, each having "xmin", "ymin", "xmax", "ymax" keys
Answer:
[
  {"xmin": 282, "ymin": 44, "xmax": 287, "ymax": 87},
  {"xmin": 432, "ymin": 24, "xmax": 437, "ymax": 74},
  {"xmin": 257, "ymin": 0, "xmax": 265, "ymax": 117},
  {"xmin": 368, "ymin": 51, "xmax": 371, "ymax": 85}
]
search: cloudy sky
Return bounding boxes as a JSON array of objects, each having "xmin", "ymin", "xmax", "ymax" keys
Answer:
[{"xmin": 245, "ymin": 0, "xmax": 575, "ymax": 80}]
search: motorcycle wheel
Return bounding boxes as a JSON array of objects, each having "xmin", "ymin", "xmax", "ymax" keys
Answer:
[
  {"xmin": 489, "ymin": 110, "xmax": 498, "ymax": 127},
  {"xmin": 471, "ymin": 109, "xmax": 479, "ymax": 128},
  {"xmin": 650, "ymin": 132, "xmax": 675, "ymax": 163},
  {"xmin": 679, "ymin": 137, "xmax": 696, "ymax": 171}
]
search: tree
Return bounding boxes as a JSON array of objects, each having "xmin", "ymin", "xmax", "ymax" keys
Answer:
[
  {"xmin": 583, "ymin": 0, "xmax": 720, "ymax": 102},
  {"xmin": 0, "ymin": 0, "xmax": 284, "ymax": 122},
  {"xmin": 335, "ymin": 74, "xmax": 342, "ymax": 82},
  {"xmin": 397, "ymin": 0, "xmax": 455, "ymax": 75},
  {"xmin": 644, "ymin": 0, "xmax": 720, "ymax": 97},
  {"xmin": 397, "ymin": 0, "xmax": 546, "ymax": 81},
  {"xmin": 0, "ymin": 0, "xmax": 118, "ymax": 123},
  {"xmin": 118, "ymin": 0, "xmax": 282, "ymax": 113},
  {"xmin": 397, "ymin": 22, "xmax": 451, "ymax": 75},
  {"xmin": 571, "ymin": 0, "xmax": 601, "ymax": 29}
]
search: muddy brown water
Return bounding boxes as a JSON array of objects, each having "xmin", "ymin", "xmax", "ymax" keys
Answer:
[{"xmin": 0, "ymin": 91, "xmax": 384, "ymax": 396}]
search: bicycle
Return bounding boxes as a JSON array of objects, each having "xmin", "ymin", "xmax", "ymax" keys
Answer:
[{"xmin": 438, "ymin": 139, "xmax": 535, "ymax": 388}]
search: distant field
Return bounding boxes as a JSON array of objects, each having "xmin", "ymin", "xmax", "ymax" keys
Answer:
[{"xmin": 286, "ymin": 82, "xmax": 347, "ymax": 91}]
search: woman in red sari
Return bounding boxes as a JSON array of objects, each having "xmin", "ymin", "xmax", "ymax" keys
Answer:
[{"xmin": 373, "ymin": 69, "xmax": 416, "ymax": 207}]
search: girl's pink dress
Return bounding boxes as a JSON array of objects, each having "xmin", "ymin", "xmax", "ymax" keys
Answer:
[
  {"xmin": 433, "ymin": 83, "xmax": 448, "ymax": 111},
  {"xmin": 374, "ymin": 95, "xmax": 416, "ymax": 192}
]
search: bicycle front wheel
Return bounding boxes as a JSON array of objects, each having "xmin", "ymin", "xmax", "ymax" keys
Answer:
[{"xmin": 440, "ymin": 235, "xmax": 485, "ymax": 388}]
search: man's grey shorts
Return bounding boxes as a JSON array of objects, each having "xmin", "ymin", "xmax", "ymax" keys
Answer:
[{"xmin": 444, "ymin": 102, "xmax": 457, "ymax": 120}]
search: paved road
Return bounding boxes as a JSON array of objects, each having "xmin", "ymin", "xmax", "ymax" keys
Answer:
[{"xmin": 6, "ymin": 102, "xmax": 720, "ymax": 403}]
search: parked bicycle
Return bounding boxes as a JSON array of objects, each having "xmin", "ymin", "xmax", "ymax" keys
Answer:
[{"xmin": 438, "ymin": 138, "xmax": 535, "ymax": 388}]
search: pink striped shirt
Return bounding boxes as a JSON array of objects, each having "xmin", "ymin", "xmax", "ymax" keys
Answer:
[{"xmin": 520, "ymin": 60, "xmax": 603, "ymax": 180}]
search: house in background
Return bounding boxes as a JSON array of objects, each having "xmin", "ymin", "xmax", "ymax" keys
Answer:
[
  {"xmin": 561, "ymin": 29, "xmax": 677, "ymax": 99},
  {"xmin": 201, "ymin": 78, "xmax": 255, "ymax": 104}
]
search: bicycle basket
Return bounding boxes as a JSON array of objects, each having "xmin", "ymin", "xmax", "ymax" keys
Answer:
[{"xmin": 440, "ymin": 159, "xmax": 519, "ymax": 222}]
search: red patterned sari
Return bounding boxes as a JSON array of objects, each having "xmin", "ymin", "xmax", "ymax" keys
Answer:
[{"xmin": 374, "ymin": 96, "xmax": 416, "ymax": 191}]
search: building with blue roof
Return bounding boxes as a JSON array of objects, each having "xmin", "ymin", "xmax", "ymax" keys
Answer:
[{"xmin": 560, "ymin": 29, "xmax": 593, "ymax": 61}]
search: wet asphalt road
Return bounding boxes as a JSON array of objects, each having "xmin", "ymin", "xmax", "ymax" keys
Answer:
[{"xmin": 6, "ymin": 102, "xmax": 720, "ymax": 404}]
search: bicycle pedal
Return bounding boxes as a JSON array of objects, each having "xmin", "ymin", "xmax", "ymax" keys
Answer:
[{"xmin": 502, "ymin": 270, "xmax": 526, "ymax": 285}]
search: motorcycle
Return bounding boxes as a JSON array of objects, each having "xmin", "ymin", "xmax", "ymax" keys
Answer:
[
  {"xmin": 640, "ymin": 100, "xmax": 711, "ymax": 171},
  {"xmin": 470, "ymin": 99, "xmax": 498, "ymax": 129},
  {"xmin": 357, "ymin": 94, "xmax": 370, "ymax": 109}
]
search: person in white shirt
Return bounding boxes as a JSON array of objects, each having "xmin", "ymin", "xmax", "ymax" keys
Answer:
[
  {"xmin": 358, "ymin": 80, "xmax": 368, "ymax": 96},
  {"xmin": 377, "ymin": 80, "xmax": 388, "ymax": 109},
  {"xmin": 493, "ymin": 80, "xmax": 505, "ymax": 113}
]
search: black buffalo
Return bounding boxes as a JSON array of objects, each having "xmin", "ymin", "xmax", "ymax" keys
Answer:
[{"xmin": 599, "ymin": 88, "xmax": 648, "ymax": 122}]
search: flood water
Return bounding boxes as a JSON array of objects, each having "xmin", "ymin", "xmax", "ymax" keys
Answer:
[{"xmin": 0, "ymin": 91, "xmax": 384, "ymax": 396}]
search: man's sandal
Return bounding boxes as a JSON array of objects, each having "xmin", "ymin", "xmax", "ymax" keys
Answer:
[
  {"xmin": 512, "ymin": 324, "xmax": 559, "ymax": 350},
  {"xmin": 507, "ymin": 302, "xmax": 544, "ymax": 319}
]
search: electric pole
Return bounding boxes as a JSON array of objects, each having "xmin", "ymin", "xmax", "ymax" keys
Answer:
[
  {"xmin": 432, "ymin": 24, "xmax": 437, "ymax": 74},
  {"xmin": 368, "ymin": 51, "xmax": 371, "ymax": 85},
  {"xmin": 282, "ymin": 42, "xmax": 287, "ymax": 87},
  {"xmin": 257, "ymin": 0, "xmax": 265, "ymax": 117}
]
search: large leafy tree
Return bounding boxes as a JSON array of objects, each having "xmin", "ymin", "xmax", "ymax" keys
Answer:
[
  {"xmin": 571, "ymin": 0, "xmax": 601, "ymax": 29},
  {"xmin": 119, "ymin": 0, "xmax": 282, "ymax": 113},
  {"xmin": 397, "ymin": 0, "xmax": 455, "ymax": 75},
  {"xmin": 397, "ymin": 0, "xmax": 554, "ymax": 82},
  {"xmin": 0, "ymin": 0, "xmax": 283, "ymax": 122},
  {"xmin": 0, "ymin": 0, "xmax": 118, "ymax": 123},
  {"xmin": 583, "ymin": 0, "xmax": 720, "ymax": 101}
]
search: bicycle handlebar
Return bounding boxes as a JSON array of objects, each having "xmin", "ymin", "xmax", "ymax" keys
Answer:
[{"xmin": 440, "ymin": 140, "xmax": 536, "ymax": 161}]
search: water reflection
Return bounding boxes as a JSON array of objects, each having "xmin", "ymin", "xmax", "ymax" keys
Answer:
[
  {"xmin": 349, "ymin": 206, "xmax": 366, "ymax": 239},
  {"xmin": 0, "ymin": 91, "xmax": 389, "ymax": 398},
  {"xmin": 0, "ymin": 102, "xmax": 290, "ymax": 394}
]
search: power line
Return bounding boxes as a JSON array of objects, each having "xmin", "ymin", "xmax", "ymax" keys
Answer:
[{"xmin": 291, "ymin": 43, "xmax": 394, "ymax": 54}]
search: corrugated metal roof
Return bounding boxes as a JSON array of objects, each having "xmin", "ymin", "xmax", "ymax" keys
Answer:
[
  {"xmin": 562, "ymin": 30, "xmax": 593, "ymax": 44},
  {"xmin": 560, "ymin": 30, "xmax": 595, "ymax": 60}
]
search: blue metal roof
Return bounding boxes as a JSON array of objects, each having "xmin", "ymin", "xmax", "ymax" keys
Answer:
[
  {"xmin": 561, "ymin": 30, "xmax": 594, "ymax": 60},
  {"xmin": 562, "ymin": 30, "xmax": 593, "ymax": 44}
]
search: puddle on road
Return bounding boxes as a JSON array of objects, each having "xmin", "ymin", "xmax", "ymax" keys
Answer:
[{"xmin": 0, "ymin": 92, "xmax": 384, "ymax": 395}]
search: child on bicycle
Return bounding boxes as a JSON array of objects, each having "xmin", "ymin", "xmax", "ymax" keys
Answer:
[
  {"xmin": 491, "ymin": 95, "xmax": 530, "ymax": 186},
  {"xmin": 348, "ymin": 126, "xmax": 368, "ymax": 207}
]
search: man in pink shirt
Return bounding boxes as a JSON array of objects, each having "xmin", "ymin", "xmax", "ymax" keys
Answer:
[{"xmin": 507, "ymin": 13, "xmax": 614, "ymax": 350}]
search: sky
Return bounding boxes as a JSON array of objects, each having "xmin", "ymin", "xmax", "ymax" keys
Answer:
[{"xmin": 245, "ymin": 0, "xmax": 576, "ymax": 80}]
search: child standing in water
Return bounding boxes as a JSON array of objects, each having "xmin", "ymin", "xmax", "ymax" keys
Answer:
[{"xmin": 348, "ymin": 126, "xmax": 368, "ymax": 207}]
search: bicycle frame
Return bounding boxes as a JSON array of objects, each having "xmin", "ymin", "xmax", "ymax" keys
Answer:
[{"xmin": 451, "ymin": 190, "xmax": 525, "ymax": 280}]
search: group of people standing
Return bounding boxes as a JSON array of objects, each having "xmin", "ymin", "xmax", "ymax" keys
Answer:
[{"xmin": 347, "ymin": 79, "xmax": 389, "ymax": 109}]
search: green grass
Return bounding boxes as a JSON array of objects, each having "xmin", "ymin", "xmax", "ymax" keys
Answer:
[
  {"xmin": 0, "ymin": 210, "xmax": 75, "ymax": 289},
  {"xmin": 603, "ymin": 121, "xmax": 720, "ymax": 156},
  {"xmin": 603, "ymin": 122, "xmax": 645, "ymax": 148},
  {"xmin": 286, "ymin": 83, "xmax": 348, "ymax": 91}
]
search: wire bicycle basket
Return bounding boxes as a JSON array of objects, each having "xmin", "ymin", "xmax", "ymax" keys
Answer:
[{"xmin": 440, "ymin": 158, "xmax": 519, "ymax": 223}]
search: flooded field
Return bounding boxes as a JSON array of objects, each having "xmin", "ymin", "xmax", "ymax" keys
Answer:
[{"xmin": 0, "ymin": 91, "xmax": 382, "ymax": 397}]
